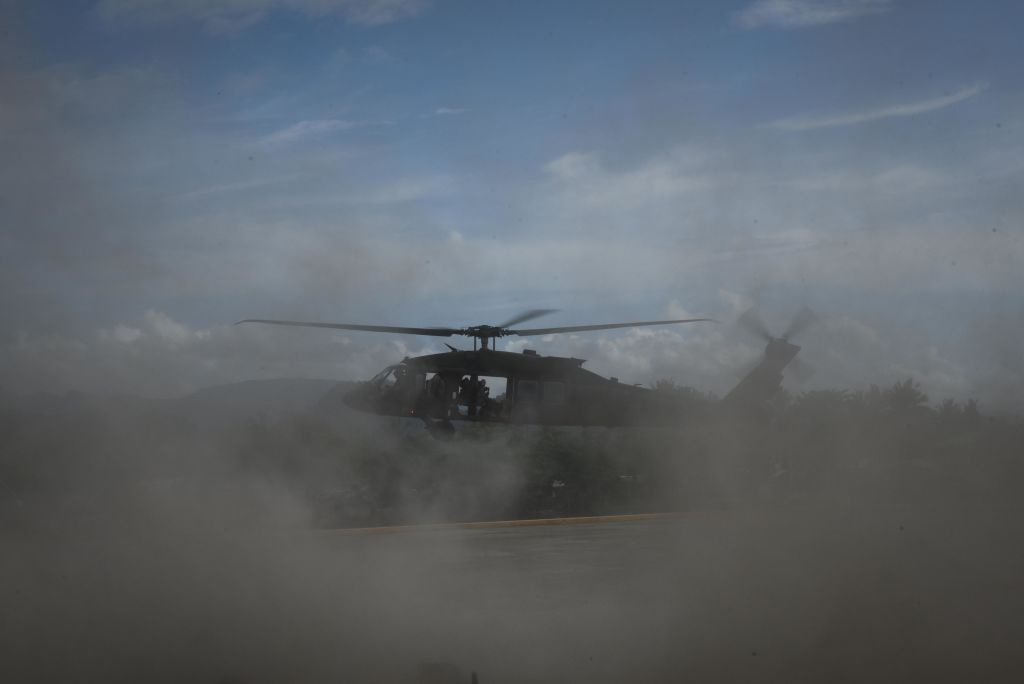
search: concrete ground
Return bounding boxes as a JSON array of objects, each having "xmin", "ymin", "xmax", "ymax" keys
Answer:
[
  {"xmin": 6, "ymin": 509, "xmax": 1022, "ymax": 683},
  {"xmin": 324, "ymin": 509, "xmax": 1024, "ymax": 682}
]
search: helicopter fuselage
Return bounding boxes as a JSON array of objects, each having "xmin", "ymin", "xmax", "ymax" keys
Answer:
[
  {"xmin": 239, "ymin": 307, "xmax": 807, "ymax": 431},
  {"xmin": 341, "ymin": 347, "xmax": 692, "ymax": 427}
]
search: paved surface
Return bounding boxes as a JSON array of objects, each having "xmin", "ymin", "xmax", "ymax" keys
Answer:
[
  {"xmin": 6, "ymin": 510, "xmax": 1022, "ymax": 683},
  {"xmin": 321, "ymin": 509, "xmax": 1024, "ymax": 682}
]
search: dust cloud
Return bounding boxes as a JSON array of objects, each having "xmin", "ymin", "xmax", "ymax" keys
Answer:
[
  {"xmin": 0, "ymin": 396, "xmax": 481, "ymax": 682},
  {"xmin": 3, "ymin": 2, "xmax": 1024, "ymax": 681},
  {"xmin": 3, "ymin": 384, "xmax": 1023, "ymax": 682}
]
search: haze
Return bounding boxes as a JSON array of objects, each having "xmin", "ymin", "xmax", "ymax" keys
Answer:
[{"xmin": 2, "ymin": 1, "xmax": 1024, "ymax": 682}]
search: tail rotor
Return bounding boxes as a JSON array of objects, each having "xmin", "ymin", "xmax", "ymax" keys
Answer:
[{"xmin": 724, "ymin": 306, "xmax": 818, "ymax": 406}]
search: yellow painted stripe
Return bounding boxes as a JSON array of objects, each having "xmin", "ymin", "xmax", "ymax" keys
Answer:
[{"xmin": 323, "ymin": 511, "xmax": 686, "ymax": 535}]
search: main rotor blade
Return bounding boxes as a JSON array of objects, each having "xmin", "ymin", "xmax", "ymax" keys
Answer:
[
  {"xmin": 781, "ymin": 307, "xmax": 818, "ymax": 341},
  {"xmin": 235, "ymin": 319, "xmax": 460, "ymax": 337},
  {"xmin": 737, "ymin": 308, "xmax": 773, "ymax": 342},
  {"xmin": 511, "ymin": 318, "xmax": 716, "ymax": 336},
  {"xmin": 495, "ymin": 308, "xmax": 559, "ymax": 329}
]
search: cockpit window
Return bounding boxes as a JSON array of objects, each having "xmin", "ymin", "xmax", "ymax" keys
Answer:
[{"xmin": 370, "ymin": 365, "xmax": 401, "ymax": 389}]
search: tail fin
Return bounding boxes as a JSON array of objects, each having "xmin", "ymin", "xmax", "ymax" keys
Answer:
[
  {"xmin": 722, "ymin": 337, "xmax": 801, "ymax": 407},
  {"xmin": 724, "ymin": 307, "xmax": 817, "ymax": 408}
]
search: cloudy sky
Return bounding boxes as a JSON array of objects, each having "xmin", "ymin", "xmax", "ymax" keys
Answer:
[{"xmin": 2, "ymin": 0, "xmax": 1023, "ymax": 407}]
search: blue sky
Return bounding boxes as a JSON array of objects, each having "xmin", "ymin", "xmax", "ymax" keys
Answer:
[{"xmin": 2, "ymin": 0, "xmax": 1023, "ymax": 406}]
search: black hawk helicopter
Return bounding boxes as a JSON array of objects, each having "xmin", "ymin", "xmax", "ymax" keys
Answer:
[{"xmin": 237, "ymin": 307, "xmax": 815, "ymax": 437}]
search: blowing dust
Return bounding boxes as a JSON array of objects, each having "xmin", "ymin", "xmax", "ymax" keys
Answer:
[
  {"xmin": 3, "ymin": 2, "xmax": 1023, "ymax": 681},
  {"xmin": 2, "ymin": 387, "xmax": 1023, "ymax": 683}
]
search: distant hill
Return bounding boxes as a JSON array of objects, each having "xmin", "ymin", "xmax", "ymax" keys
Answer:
[{"xmin": 0, "ymin": 378, "xmax": 356, "ymax": 428}]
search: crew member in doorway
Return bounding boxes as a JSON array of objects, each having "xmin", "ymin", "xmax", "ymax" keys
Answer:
[{"xmin": 477, "ymin": 378, "xmax": 490, "ymax": 416}]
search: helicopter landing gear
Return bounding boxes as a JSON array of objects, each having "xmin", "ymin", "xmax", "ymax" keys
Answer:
[{"xmin": 422, "ymin": 417, "xmax": 455, "ymax": 440}]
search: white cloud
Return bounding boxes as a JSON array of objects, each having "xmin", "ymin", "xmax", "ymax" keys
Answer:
[
  {"xmin": 735, "ymin": 0, "xmax": 893, "ymax": 30},
  {"xmin": 501, "ymin": 309, "xmax": 751, "ymax": 394},
  {"xmin": 518, "ymin": 143, "xmax": 1024, "ymax": 300},
  {"xmin": 495, "ymin": 301, "xmax": 978, "ymax": 405},
  {"xmin": 433, "ymin": 107, "xmax": 466, "ymax": 116},
  {"xmin": 345, "ymin": 175, "xmax": 454, "ymax": 203},
  {"xmin": 767, "ymin": 82, "xmax": 988, "ymax": 131},
  {"xmin": 541, "ymin": 149, "xmax": 712, "ymax": 215},
  {"xmin": 233, "ymin": 175, "xmax": 453, "ymax": 207},
  {"xmin": 543, "ymin": 151, "xmax": 602, "ymax": 182},
  {"xmin": 259, "ymin": 118, "xmax": 389, "ymax": 145},
  {"xmin": 143, "ymin": 310, "xmax": 196, "ymax": 345},
  {"xmin": 176, "ymin": 175, "xmax": 300, "ymax": 201},
  {"xmin": 0, "ymin": 311, "xmax": 429, "ymax": 397},
  {"xmin": 782, "ymin": 163, "xmax": 948, "ymax": 193},
  {"xmin": 102, "ymin": 324, "xmax": 144, "ymax": 344},
  {"xmin": 666, "ymin": 299, "xmax": 698, "ymax": 320},
  {"xmin": 0, "ymin": 256, "xmax": 1014, "ymax": 407},
  {"xmin": 97, "ymin": 0, "xmax": 429, "ymax": 32},
  {"xmin": 803, "ymin": 318, "xmax": 981, "ymax": 403}
]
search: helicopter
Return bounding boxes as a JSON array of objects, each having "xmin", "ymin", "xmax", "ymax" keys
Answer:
[{"xmin": 237, "ymin": 307, "xmax": 816, "ymax": 437}]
